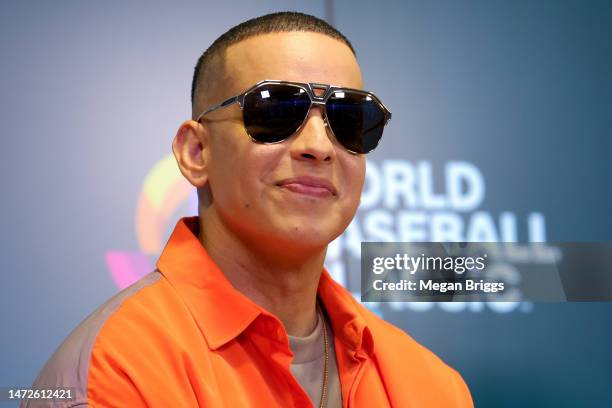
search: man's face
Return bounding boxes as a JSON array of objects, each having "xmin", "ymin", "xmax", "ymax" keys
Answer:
[{"xmin": 203, "ymin": 32, "xmax": 365, "ymax": 252}]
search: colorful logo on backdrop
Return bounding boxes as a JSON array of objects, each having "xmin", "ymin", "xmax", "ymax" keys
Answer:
[
  {"xmin": 105, "ymin": 154, "xmax": 196, "ymax": 289},
  {"xmin": 106, "ymin": 157, "xmax": 545, "ymax": 313}
]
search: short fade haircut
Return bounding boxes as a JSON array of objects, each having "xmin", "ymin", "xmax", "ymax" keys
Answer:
[{"xmin": 190, "ymin": 11, "xmax": 356, "ymax": 117}]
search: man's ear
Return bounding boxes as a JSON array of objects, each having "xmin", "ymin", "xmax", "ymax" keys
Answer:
[{"xmin": 172, "ymin": 120, "xmax": 210, "ymax": 188}]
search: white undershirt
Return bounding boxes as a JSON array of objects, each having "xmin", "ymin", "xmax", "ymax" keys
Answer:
[{"xmin": 287, "ymin": 307, "xmax": 342, "ymax": 408}]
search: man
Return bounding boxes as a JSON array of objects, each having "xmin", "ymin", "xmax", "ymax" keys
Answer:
[{"xmin": 26, "ymin": 12, "xmax": 472, "ymax": 408}]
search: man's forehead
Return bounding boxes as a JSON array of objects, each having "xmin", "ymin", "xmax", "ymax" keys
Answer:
[{"xmin": 221, "ymin": 32, "xmax": 363, "ymax": 93}]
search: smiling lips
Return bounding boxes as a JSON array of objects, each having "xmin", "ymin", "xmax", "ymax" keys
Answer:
[{"xmin": 276, "ymin": 176, "xmax": 337, "ymax": 198}]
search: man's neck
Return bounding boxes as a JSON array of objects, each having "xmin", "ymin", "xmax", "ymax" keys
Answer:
[{"xmin": 198, "ymin": 212, "xmax": 326, "ymax": 337}]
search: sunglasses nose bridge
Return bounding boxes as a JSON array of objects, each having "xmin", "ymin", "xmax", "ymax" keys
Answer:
[{"xmin": 307, "ymin": 100, "xmax": 329, "ymax": 127}]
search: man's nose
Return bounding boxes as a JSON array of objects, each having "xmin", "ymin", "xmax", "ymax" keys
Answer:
[{"xmin": 289, "ymin": 105, "xmax": 336, "ymax": 163}]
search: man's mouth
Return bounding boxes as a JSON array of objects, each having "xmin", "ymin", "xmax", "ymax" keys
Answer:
[{"xmin": 276, "ymin": 176, "xmax": 337, "ymax": 198}]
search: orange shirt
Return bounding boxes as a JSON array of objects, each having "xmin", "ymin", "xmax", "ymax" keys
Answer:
[{"xmin": 27, "ymin": 217, "xmax": 473, "ymax": 407}]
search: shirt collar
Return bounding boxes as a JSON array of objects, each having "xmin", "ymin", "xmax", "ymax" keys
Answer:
[{"xmin": 156, "ymin": 216, "xmax": 373, "ymax": 357}]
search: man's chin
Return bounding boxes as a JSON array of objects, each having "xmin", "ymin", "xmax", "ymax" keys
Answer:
[{"xmin": 268, "ymin": 225, "xmax": 337, "ymax": 251}]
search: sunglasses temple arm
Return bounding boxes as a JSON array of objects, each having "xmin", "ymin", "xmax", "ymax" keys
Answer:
[{"xmin": 195, "ymin": 95, "xmax": 241, "ymax": 122}]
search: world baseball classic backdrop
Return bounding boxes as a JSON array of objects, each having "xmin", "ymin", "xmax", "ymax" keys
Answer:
[{"xmin": 1, "ymin": 1, "xmax": 611, "ymax": 407}]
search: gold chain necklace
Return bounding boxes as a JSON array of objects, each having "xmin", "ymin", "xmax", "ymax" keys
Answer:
[{"xmin": 319, "ymin": 308, "xmax": 329, "ymax": 408}]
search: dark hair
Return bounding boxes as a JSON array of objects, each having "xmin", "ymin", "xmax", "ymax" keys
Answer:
[{"xmin": 190, "ymin": 11, "xmax": 355, "ymax": 112}]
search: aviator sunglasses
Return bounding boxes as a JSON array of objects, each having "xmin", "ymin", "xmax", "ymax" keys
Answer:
[{"xmin": 195, "ymin": 80, "xmax": 392, "ymax": 154}]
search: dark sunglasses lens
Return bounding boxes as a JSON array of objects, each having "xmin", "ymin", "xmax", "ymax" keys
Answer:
[
  {"xmin": 243, "ymin": 84, "xmax": 311, "ymax": 143},
  {"xmin": 326, "ymin": 91, "xmax": 387, "ymax": 153}
]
